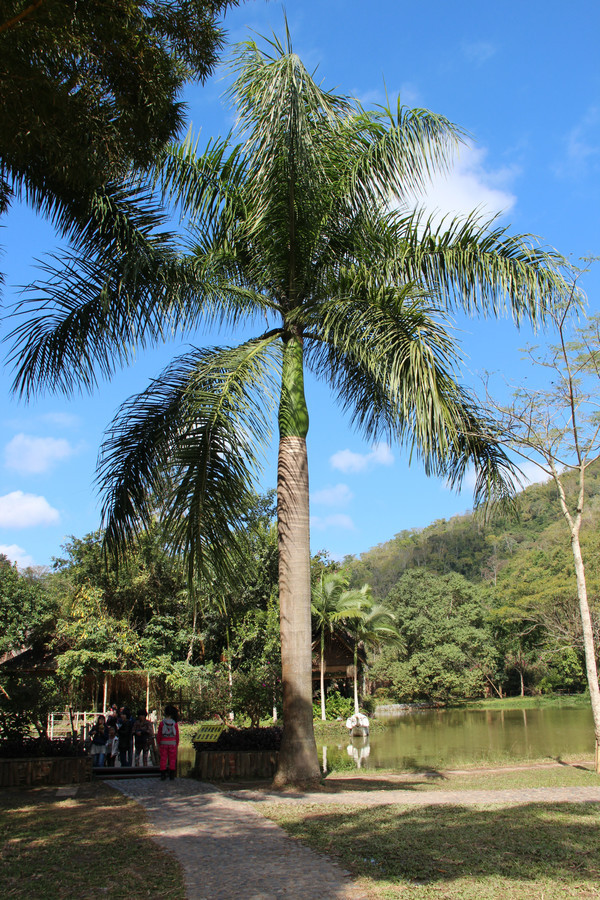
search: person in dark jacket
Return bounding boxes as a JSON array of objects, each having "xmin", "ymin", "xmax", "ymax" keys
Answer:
[
  {"xmin": 90, "ymin": 714, "xmax": 108, "ymax": 767},
  {"xmin": 117, "ymin": 709, "xmax": 133, "ymax": 767}
]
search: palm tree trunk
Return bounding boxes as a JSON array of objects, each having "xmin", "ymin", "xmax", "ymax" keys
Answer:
[
  {"xmin": 273, "ymin": 335, "xmax": 320, "ymax": 786},
  {"xmin": 320, "ymin": 630, "xmax": 326, "ymax": 720},
  {"xmin": 353, "ymin": 643, "xmax": 360, "ymax": 715}
]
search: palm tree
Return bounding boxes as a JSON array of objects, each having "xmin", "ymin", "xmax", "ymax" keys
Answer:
[
  {"xmin": 346, "ymin": 596, "xmax": 402, "ymax": 715},
  {"xmin": 8, "ymin": 31, "xmax": 571, "ymax": 785},
  {"xmin": 311, "ymin": 573, "xmax": 365, "ymax": 720}
]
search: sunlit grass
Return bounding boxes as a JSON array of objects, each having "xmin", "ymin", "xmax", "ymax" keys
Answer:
[{"xmin": 460, "ymin": 693, "xmax": 591, "ymax": 710}]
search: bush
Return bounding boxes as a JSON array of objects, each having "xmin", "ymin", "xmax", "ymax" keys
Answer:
[
  {"xmin": 193, "ymin": 726, "xmax": 282, "ymax": 752},
  {"xmin": 360, "ymin": 695, "xmax": 376, "ymax": 715},
  {"xmin": 313, "ymin": 690, "xmax": 353, "ymax": 720},
  {"xmin": 0, "ymin": 736, "xmax": 85, "ymax": 758}
]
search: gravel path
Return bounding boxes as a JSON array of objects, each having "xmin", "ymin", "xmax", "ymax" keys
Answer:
[
  {"xmin": 108, "ymin": 775, "xmax": 600, "ymax": 900},
  {"xmin": 108, "ymin": 778, "xmax": 369, "ymax": 900},
  {"xmin": 226, "ymin": 783, "xmax": 600, "ymax": 807}
]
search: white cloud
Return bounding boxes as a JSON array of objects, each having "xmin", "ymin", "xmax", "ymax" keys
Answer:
[
  {"xmin": 404, "ymin": 143, "xmax": 518, "ymax": 226},
  {"xmin": 0, "ymin": 491, "xmax": 60, "ymax": 528},
  {"xmin": 0, "ymin": 544, "xmax": 35, "ymax": 568},
  {"xmin": 40, "ymin": 412, "xmax": 81, "ymax": 429},
  {"xmin": 555, "ymin": 106, "xmax": 600, "ymax": 178},
  {"xmin": 330, "ymin": 443, "xmax": 394, "ymax": 474},
  {"xmin": 311, "ymin": 513, "xmax": 355, "ymax": 531},
  {"xmin": 370, "ymin": 444, "xmax": 395, "ymax": 466},
  {"xmin": 461, "ymin": 40, "xmax": 496, "ymax": 66},
  {"xmin": 312, "ymin": 483, "xmax": 353, "ymax": 507},
  {"xmin": 513, "ymin": 460, "xmax": 550, "ymax": 490},
  {"xmin": 5, "ymin": 434, "xmax": 78, "ymax": 474}
]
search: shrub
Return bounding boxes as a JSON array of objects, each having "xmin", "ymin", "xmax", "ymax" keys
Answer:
[
  {"xmin": 193, "ymin": 726, "xmax": 282, "ymax": 752},
  {"xmin": 313, "ymin": 690, "xmax": 353, "ymax": 720}
]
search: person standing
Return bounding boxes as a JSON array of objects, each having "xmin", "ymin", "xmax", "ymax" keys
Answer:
[
  {"xmin": 132, "ymin": 710, "xmax": 155, "ymax": 767},
  {"xmin": 89, "ymin": 714, "xmax": 108, "ymax": 767},
  {"xmin": 106, "ymin": 726, "xmax": 119, "ymax": 766},
  {"xmin": 157, "ymin": 705, "xmax": 179, "ymax": 781},
  {"xmin": 117, "ymin": 709, "xmax": 133, "ymax": 767}
]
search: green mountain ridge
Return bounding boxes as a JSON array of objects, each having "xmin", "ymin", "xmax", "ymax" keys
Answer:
[{"xmin": 344, "ymin": 461, "xmax": 600, "ymax": 604}]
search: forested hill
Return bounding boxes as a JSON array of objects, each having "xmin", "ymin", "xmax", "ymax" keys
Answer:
[{"xmin": 343, "ymin": 461, "xmax": 600, "ymax": 602}]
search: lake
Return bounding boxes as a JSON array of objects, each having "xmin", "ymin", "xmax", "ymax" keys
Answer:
[{"xmin": 321, "ymin": 706, "xmax": 596, "ymax": 772}]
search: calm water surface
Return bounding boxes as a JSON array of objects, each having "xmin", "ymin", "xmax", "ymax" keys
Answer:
[{"xmin": 323, "ymin": 706, "xmax": 595, "ymax": 772}]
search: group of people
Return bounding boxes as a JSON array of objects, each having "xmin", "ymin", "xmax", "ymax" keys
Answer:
[{"xmin": 89, "ymin": 704, "xmax": 180, "ymax": 780}]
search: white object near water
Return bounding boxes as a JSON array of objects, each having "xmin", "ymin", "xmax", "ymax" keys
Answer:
[{"xmin": 345, "ymin": 712, "xmax": 370, "ymax": 736}]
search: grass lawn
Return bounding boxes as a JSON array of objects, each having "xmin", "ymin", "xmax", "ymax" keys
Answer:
[
  {"xmin": 460, "ymin": 693, "xmax": 591, "ymax": 710},
  {"xmin": 0, "ymin": 783, "xmax": 186, "ymax": 900},
  {"xmin": 257, "ymin": 762, "xmax": 600, "ymax": 900},
  {"xmin": 262, "ymin": 800, "xmax": 600, "ymax": 899},
  {"xmin": 315, "ymin": 760, "xmax": 599, "ymax": 793}
]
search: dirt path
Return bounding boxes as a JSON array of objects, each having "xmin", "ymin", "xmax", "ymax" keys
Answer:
[{"xmin": 109, "ymin": 778, "xmax": 369, "ymax": 900}]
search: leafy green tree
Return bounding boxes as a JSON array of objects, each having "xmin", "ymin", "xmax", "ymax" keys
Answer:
[
  {"xmin": 53, "ymin": 526, "xmax": 189, "ymax": 624},
  {"xmin": 0, "ymin": 554, "xmax": 56, "ymax": 657},
  {"xmin": 375, "ymin": 570, "xmax": 498, "ymax": 702},
  {"xmin": 9, "ymin": 33, "xmax": 570, "ymax": 784},
  {"xmin": 54, "ymin": 586, "xmax": 141, "ymax": 686},
  {"xmin": 0, "ymin": 0, "xmax": 236, "ymax": 296}
]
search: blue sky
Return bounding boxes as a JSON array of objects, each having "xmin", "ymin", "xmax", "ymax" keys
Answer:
[{"xmin": 1, "ymin": 0, "xmax": 599, "ymax": 568}]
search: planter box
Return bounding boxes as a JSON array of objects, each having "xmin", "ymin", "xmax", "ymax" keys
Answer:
[
  {"xmin": 193, "ymin": 749, "xmax": 279, "ymax": 780},
  {"xmin": 0, "ymin": 755, "xmax": 93, "ymax": 788}
]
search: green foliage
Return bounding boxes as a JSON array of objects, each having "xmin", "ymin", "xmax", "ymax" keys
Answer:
[
  {"xmin": 0, "ymin": 555, "xmax": 56, "ymax": 656},
  {"xmin": 231, "ymin": 664, "xmax": 282, "ymax": 727},
  {"xmin": 313, "ymin": 690, "xmax": 354, "ymax": 721},
  {"xmin": 0, "ymin": 0, "xmax": 235, "ymax": 295},
  {"xmin": 538, "ymin": 647, "xmax": 587, "ymax": 694},
  {"xmin": 373, "ymin": 570, "xmax": 497, "ymax": 703},
  {"xmin": 0, "ymin": 674, "xmax": 63, "ymax": 740}
]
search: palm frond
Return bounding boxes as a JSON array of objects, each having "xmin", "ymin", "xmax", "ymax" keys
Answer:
[
  {"xmin": 305, "ymin": 279, "xmax": 518, "ymax": 508},
  {"xmin": 337, "ymin": 99, "xmax": 465, "ymax": 212},
  {"xmin": 98, "ymin": 337, "xmax": 281, "ymax": 581},
  {"xmin": 155, "ymin": 135, "xmax": 248, "ymax": 237},
  {"xmin": 386, "ymin": 208, "xmax": 573, "ymax": 324}
]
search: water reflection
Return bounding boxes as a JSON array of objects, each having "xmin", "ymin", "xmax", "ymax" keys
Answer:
[
  {"xmin": 346, "ymin": 735, "xmax": 371, "ymax": 768},
  {"xmin": 322, "ymin": 706, "xmax": 594, "ymax": 772}
]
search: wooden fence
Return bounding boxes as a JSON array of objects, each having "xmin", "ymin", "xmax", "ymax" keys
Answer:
[
  {"xmin": 193, "ymin": 749, "xmax": 279, "ymax": 780},
  {"xmin": 0, "ymin": 756, "xmax": 93, "ymax": 788}
]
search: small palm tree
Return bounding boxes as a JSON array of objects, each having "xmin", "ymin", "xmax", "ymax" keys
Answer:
[
  {"xmin": 346, "ymin": 596, "xmax": 403, "ymax": 715},
  {"xmin": 8, "ymin": 30, "xmax": 571, "ymax": 784},
  {"xmin": 311, "ymin": 573, "xmax": 365, "ymax": 720}
]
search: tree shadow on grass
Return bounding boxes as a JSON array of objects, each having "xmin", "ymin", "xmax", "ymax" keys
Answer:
[
  {"xmin": 283, "ymin": 802, "xmax": 600, "ymax": 890},
  {"xmin": 553, "ymin": 755, "xmax": 594, "ymax": 772}
]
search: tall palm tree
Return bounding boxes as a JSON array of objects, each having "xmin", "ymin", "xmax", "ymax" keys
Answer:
[
  {"xmin": 8, "ymin": 31, "xmax": 571, "ymax": 785},
  {"xmin": 311, "ymin": 572, "xmax": 365, "ymax": 721}
]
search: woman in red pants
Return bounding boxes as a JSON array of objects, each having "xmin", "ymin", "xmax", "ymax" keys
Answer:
[{"xmin": 157, "ymin": 704, "xmax": 179, "ymax": 781}]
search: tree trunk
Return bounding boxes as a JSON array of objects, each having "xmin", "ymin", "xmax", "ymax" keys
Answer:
[
  {"xmin": 353, "ymin": 644, "xmax": 360, "ymax": 715},
  {"xmin": 273, "ymin": 335, "xmax": 320, "ymax": 786},
  {"xmin": 554, "ymin": 463, "xmax": 600, "ymax": 773},
  {"xmin": 320, "ymin": 631, "xmax": 326, "ymax": 721},
  {"xmin": 571, "ymin": 530, "xmax": 600, "ymax": 772}
]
